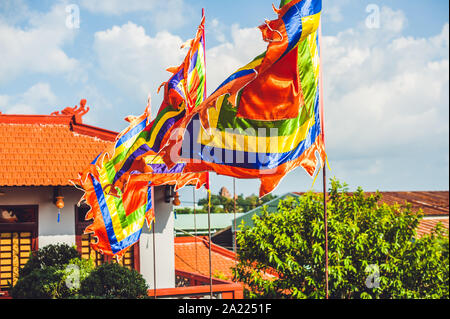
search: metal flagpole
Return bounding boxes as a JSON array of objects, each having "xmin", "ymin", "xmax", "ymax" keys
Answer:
[
  {"xmin": 233, "ymin": 178, "xmax": 237, "ymax": 283},
  {"xmin": 193, "ymin": 187, "xmax": 198, "ymax": 272},
  {"xmin": 318, "ymin": 19, "xmax": 329, "ymax": 299},
  {"xmin": 323, "ymin": 166, "xmax": 329, "ymax": 299},
  {"xmin": 207, "ymin": 187, "xmax": 213, "ymax": 298},
  {"xmin": 200, "ymin": 7, "xmax": 213, "ymax": 299},
  {"xmin": 152, "ymin": 220, "xmax": 157, "ymax": 299}
]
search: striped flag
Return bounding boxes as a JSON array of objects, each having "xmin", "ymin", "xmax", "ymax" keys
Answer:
[
  {"xmin": 75, "ymin": 14, "xmax": 208, "ymax": 258},
  {"xmin": 78, "ymin": 165, "xmax": 154, "ymax": 259},
  {"xmin": 161, "ymin": 0, "xmax": 326, "ymax": 197},
  {"xmin": 109, "ymin": 14, "xmax": 208, "ymax": 190}
]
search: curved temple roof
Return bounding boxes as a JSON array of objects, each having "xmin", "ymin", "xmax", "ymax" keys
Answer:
[{"xmin": 0, "ymin": 100, "xmax": 117, "ymax": 186}]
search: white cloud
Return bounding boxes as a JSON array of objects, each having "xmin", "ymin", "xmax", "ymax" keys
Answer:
[
  {"xmin": 92, "ymin": 20, "xmax": 266, "ymax": 114},
  {"xmin": 380, "ymin": 6, "xmax": 407, "ymax": 34},
  {"xmin": 322, "ymin": 7, "xmax": 448, "ymax": 187},
  {"xmin": 206, "ymin": 24, "xmax": 266, "ymax": 92},
  {"xmin": 0, "ymin": 82, "xmax": 58, "ymax": 114},
  {"xmin": 322, "ymin": 0, "xmax": 347, "ymax": 23},
  {"xmin": 0, "ymin": 3, "xmax": 80, "ymax": 83},
  {"xmin": 93, "ymin": 22, "xmax": 186, "ymax": 113},
  {"xmin": 209, "ymin": 18, "xmax": 227, "ymax": 43}
]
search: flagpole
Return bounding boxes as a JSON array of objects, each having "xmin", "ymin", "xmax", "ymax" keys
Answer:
[
  {"xmin": 207, "ymin": 186, "xmax": 213, "ymax": 298},
  {"xmin": 318, "ymin": 19, "xmax": 329, "ymax": 299},
  {"xmin": 323, "ymin": 164, "xmax": 329, "ymax": 299},
  {"xmin": 233, "ymin": 178, "xmax": 237, "ymax": 283},
  {"xmin": 152, "ymin": 220, "xmax": 157, "ymax": 299},
  {"xmin": 200, "ymin": 7, "xmax": 213, "ymax": 299},
  {"xmin": 193, "ymin": 187, "xmax": 198, "ymax": 272}
]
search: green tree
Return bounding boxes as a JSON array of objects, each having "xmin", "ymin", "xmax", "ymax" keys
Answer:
[
  {"xmin": 233, "ymin": 179, "xmax": 449, "ymax": 299},
  {"xmin": 177, "ymin": 192, "xmax": 278, "ymax": 215}
]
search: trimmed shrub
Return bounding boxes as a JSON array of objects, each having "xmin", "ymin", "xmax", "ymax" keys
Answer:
[
  {"xmin": 10, "ymin": 244, "xmax": 93, "ymax": 299},
  {"xmin": 79, "ymin": 262, "xmax": 149, "ymax": 299},
  {"xmin": 11, "ymin": 266, "xmax": 64, "ymax": 299},
  {"xmin": 19, "ymin": 243, "xmax": 80, "ymax": 277}
]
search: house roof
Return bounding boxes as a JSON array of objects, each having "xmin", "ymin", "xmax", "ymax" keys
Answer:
[
  {"xmin": 232, "ymin": 193, "xmax": 301, "ymax": 232},
  {"xmin": 174, "ymin": 236, "xmax": 237, "ymax": 281},
  {"xmin": 0, "ymin": 100, "xmax": 117, "ymax": 186},
  {"xmin": 174, "ymin": 213, "xmax": 246, "ymax": 235},
  {"xmin": 293, "ymin": 191, "xmax": 449, "ymax": 217},
  {"xmin": 233, "ymin": 191, "xmax": 449, "ymax": 236},
  {"xmin": 417, "ymin": 218, "xmax": 449, "ymax": 238}
]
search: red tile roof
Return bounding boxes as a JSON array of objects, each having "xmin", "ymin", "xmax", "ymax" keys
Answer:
[
  {"xmin": 416, "ymin": 218, "xmax": 449, "ymax": 238},
  {"xmin": 369, "ymin": 191, "xmax": 448, "ymax": 216},
  {"xmin": 0, "ymin": 100, "xmax": 117, "ymax": 186},
  {"xmin": 294, "ymin": 191, "xmax": 449, "ymax": 216},
  {"xmin": 294, "ymin": 191, "xmax": 449, "ymax": 236},
  {"xmin": 175, "ymin": 236, "xmax": 237, "ymax": 281}
]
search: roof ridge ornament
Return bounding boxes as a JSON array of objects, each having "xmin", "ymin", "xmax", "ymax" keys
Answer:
[{"xmin": 51, "ymin": 99, "xmax": 90, "ymax": 123}]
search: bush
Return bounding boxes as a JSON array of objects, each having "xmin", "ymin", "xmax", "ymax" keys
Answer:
[
  {"xmin": 19, "ymin": 243, "xmax": 80, "ymax": 277},
  {"xmin": 10, "ymin": 244, "xmax": 93, "ymax": 299},
  {"xmin": 11, "ymin": 243, "xmax": 149, "ymax": 299},
  {"xmin": 11, "ymin": 266, "xmax": 64, "ymax": 299},
  {"xmin": 79, "ymin": 262, "xmax": 149, "ymax": 299}
]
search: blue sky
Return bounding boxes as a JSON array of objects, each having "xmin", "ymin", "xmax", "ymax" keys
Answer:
[{"xmin": 1, "ymin": 0, "xmax": 448, "ymax": 204}]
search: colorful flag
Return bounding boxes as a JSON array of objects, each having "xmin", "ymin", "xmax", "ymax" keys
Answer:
[
  {"xmin": 161, "ymin": 0, "xmax": 326, "ymax": 197},
  {"xmin": 75, "ymin": 14, "xmax": 208, "ymax": 258},
  {"xmin": 78, "ymin": 163, "xmax": 154, "ymax": 259},
  {"xmin": 109, "ymin": 14, "xmax": 208, "ymax": 190}
]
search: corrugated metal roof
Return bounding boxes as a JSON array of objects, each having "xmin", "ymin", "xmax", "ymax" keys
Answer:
[
  {"xmin": 233, "ymin": 193, "xmax": 300, "ymax": 232},
  {"xmin": 175, "ymin": 213, "xmax": 246, "ymax": 232}
]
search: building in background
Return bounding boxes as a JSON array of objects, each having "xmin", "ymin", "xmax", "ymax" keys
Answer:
[
  {"xmin": 230, "ymin": 191, "xmax": 449, "ymax": 250},
  {"xmin": 0, "ymin": 102, "xmax": 173, "ymax": 292},
  {"xmin": 0, "ymin": 102, "xmax": 243, "ymax": 299}
]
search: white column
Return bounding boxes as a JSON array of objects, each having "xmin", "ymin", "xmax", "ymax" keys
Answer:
[{"xmin": 139, "ymin": 186, "xmax": 175, "ymax": 289}]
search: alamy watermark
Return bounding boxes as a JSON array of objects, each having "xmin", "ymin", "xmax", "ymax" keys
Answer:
[
  {"xmin": 365, "ymin": 4, "xmax": 380, "ymax": 29},
  {"xmin": 365, "ymin": 264, "xmax": 380, "ymax": 289},
  {"xmin": 65, "ymin": 264, "xmax": 80, "ymax": 290},
  {"xmin": 65, "ymin": 4, "xmax": 80, "ymax": 29}
]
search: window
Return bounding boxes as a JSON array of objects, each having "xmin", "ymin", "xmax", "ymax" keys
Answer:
[
  {"xmin": 0, "ymin": 205, "xmax": 38, "ymax": 290},
  {"xmin": 75, "ymin": 203, "xmax": 139, "ymax": 271}
]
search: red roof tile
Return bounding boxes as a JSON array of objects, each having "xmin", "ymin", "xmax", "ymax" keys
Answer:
[
  {"xmin": 416, "ymin": 218, "xmax": 449, "ymax": 238},
  {"xmin": 175, "ymin": 236, "xmax": 237, "ymax": 281},
  {"xmin": 0, "ymin": 101, "xmax": 117, "ymax": 186},
  {"xmin": 294, "ymin": 191, "xmax": 449, "ymax": 216},
  {"xmin": 369, "ymin": 191, "xmax": 449, "ymax": 216}
]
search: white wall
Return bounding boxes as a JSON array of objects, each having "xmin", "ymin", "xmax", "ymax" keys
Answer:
[
  {"xmin": 139, "ymin": 186, "xmax": 175, "ymax": 289},
  {"xmin": 0, "ymin": 186, "xmax": 80, "ymax": 248},
  {"xmin": 0, "ymin": 185, "xmax": 176, "ymax": 289}
]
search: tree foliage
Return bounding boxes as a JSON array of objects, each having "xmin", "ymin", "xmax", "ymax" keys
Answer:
[
  {"xmin": 10, "ymin": 244, "xmax": 147, "ymax": 299},
  {"xmin": 233, "ymin": 179, "xmax": 449, "ymax": 299},
  {"xmin": 79, "ymin": 262, "xmax": 148, "ymax": 299},
  {"xmin": 10, "ymin": 244, "xmax": 94, "ymax": 299},
  {"xmin": 176, "ymin": 192, "xmax": 277, "ymax": 214},
  {"xmin": 19, "ymin": 243, "xmax": 81, "ymax": 278}
]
